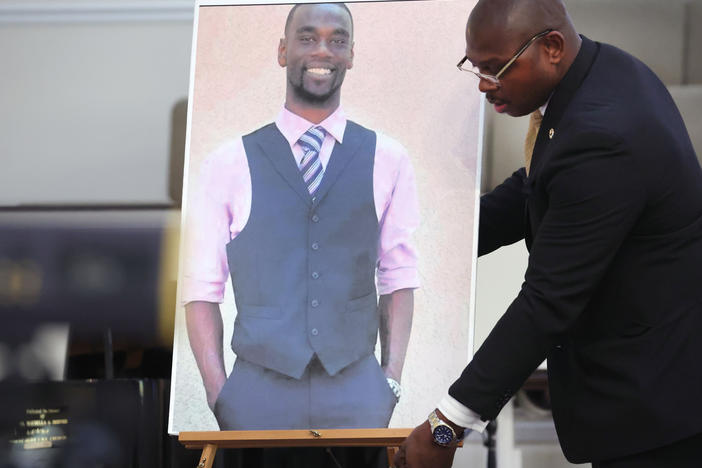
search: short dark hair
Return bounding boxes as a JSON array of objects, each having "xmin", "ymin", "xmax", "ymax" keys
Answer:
[{"xmin": 284, "ymin": 3, "xmax": 354, "ymax": 37}]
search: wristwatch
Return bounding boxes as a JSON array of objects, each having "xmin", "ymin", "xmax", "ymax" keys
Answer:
[
  {"xmin": 386, "ymin": 378, "xmax": 402, "ymax": 402},
  {"xmin": 428, "ymin": 410, "xmax": 464, "ymax": 447}
]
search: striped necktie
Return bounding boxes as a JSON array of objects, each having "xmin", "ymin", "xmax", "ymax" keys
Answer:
[{"xmin": 298, "ymin": 126, "xmax": 326, "ymax": 195}]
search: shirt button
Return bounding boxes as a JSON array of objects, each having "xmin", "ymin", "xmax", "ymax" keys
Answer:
[
  {"xmin": 311, "ymin": 328, "xmax": 319, "ymax": 336},
  {"xmin": 311, "ymin": 214, "xmax": 319, "ymax": 223},
  {"xmin": 311, "ymin": 299, "xmax": 319, "ymax": 307},
  {"xmin": 311, "ymin": 271, "xmax": 320, "ymax": 279},
  {"xmin": 311, "ymin": 242, "xmax": 319, "ymax": 250}
]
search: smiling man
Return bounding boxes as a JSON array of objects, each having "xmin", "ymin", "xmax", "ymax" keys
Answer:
[
  {"xmin": 182, "ymin": 2, "xmax": 419, "ymax": 432},
  {"xmin": 396, "ymin": 0, "xmax": 702, "ymax": 467},
  {"xmin": 280, "ymin": 3, "xmax": 352, "ymax": 112}
]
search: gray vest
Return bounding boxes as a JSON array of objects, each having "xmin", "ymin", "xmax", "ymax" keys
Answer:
[{"xmin": 226, "ymin": 121, "xmax": 379, "ymax": 379}]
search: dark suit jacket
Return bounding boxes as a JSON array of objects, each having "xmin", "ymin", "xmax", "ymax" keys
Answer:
[{"xmin": 450, "ymin": 36, "xmax": 702, "ymax": 463}]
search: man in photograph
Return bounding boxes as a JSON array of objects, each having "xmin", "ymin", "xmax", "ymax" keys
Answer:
[
  {"xmin": 182, "ymin": 2, "xmax": 419, "ymax": 430},
  {"xmin": 397, "ymin": 0, "xmax": 702, "ymax": 466}
]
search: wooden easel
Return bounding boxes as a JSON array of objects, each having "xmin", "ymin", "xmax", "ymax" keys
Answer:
[{"xmin": 179, "ymin": 428, "xmax": 412, "ymax": 468}]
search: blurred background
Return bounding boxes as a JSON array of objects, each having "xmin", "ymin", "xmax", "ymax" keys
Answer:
[
  {"xmin": 0, "ymin": 0, "xmax": 700, "ymax": 467},
  {"xmin": 0, "ymin": 1, "xmax": 189, "ymax": 466}
]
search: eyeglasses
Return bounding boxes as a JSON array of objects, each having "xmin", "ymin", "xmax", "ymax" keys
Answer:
[{"xmin": 457, "ymin": 29, "xmax": 554, "ymax": 85}]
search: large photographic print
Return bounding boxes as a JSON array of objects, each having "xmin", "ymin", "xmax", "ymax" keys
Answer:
[{"xmin": 169, "ymin": 0, "xmax": 482, "ymax": 432}]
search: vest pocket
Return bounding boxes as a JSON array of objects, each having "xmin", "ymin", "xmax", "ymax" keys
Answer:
[
  {"xmin": 237, "ymin": 304, "xmax": 281, "ymax": 319},
  {"xmin": 346, "ymin": 292, "xmax": 378, "ymax": 313}
]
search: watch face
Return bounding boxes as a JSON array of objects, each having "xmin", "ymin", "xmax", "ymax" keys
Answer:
[{"xmin": 432, "ymin": 425, "xmax": 454, "ymax": 445}]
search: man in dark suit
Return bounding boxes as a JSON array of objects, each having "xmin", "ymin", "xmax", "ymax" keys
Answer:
[{"xmin": 396, "ymin": 0, "xmax": 702, "ymax": 466}]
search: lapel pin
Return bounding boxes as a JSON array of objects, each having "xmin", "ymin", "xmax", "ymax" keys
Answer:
[{"xmin": 549, "ymin": 128, "xmax": 555, "ymax": 139}]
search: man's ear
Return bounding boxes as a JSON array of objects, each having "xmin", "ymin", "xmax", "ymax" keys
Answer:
[
  {"xmin": 278, "ymin": 38, "xmax": 287, "ymax": 67},
  {"xmin": 542, "ymin": 31, "xmax": 565, "ymax": 65}
]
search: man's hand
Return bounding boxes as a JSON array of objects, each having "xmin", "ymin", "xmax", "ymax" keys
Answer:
[{"xmin": 393, "ymin": 420, "xmax": 457, "ymax": 468}]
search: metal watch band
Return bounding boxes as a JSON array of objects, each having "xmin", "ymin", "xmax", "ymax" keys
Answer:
[
  {"xmin": 428, "ymin": 410, "xmax": 458, "ymax": 447},
  {"xmin": 387, "ymin": 377, "xmax": 402, "ymax": 401}
]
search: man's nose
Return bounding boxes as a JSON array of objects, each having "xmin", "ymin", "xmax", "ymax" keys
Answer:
[
  {"xmin": 478, "ymin": 78, "xmax": 499, "ymax": 93},
  {"xmin": 312, "ymin": 40, "xmax": 334, "ymax": 57}
]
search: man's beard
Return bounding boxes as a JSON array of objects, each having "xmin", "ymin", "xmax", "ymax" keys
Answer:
[{"xmin": 288, "ymin": 72, "xmax": 343, "ymax": 105}]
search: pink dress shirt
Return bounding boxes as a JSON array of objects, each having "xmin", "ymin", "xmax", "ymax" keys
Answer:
[{"xmin": 181, "ymin": 106, "xmax": 420, "ymax": 304}]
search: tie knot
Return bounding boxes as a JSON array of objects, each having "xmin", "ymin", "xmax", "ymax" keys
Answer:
[
  {"xmin": 299, "ymin": 126, "xmax": 326, "ymax": 153},
  {"xmin": 530, "ymin": 110, "xmax": 543, "ymax": 125}
]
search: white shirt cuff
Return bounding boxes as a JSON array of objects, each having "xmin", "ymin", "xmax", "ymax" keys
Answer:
[{"xmin": 437, "ymin": 394, "xmax": 489, "ymax": 433}]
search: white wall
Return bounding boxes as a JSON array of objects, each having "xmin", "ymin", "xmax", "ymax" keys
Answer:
[{"xmin": 0, "ymin": 1, "xmax": 193, "ymax": 206}]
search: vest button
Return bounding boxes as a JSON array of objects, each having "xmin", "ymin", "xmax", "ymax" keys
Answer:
[
  {"xmin": 311, "ymin": 271, "xmax": 320, "ymax": 279},
  {"xmin": 311, "ymin": 328, "xmax": 319, "ymax": 336},
  {"xmin": 311, "ymin": 242, "xmax": 319, "ymax": 250},
  {"xmin": 311, "ymin": 214, "xmax": 320, "ymax": 223},
  {"xmin": 311, "ymin": 299, "xmax": 319, "ymax": 307}
]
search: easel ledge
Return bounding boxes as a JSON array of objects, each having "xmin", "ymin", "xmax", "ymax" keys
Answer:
[
  {"xmin": 179, "ymin": 428, "xmax": 412, "ymax": 449},
  {"xmin": 180, "ymin": 429, "xmax": 413, "ymax": 468}
]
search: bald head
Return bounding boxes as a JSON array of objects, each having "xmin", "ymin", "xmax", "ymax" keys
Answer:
[{"xmin": 468, "ymin": 0, "xmax": 576, "ymax": 51}]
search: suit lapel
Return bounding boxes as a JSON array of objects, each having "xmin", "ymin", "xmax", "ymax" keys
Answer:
[
  {"xmin": 312, "ymin": 121, "xmax": 369, "ymax": 205},
  {"xmin": 524, "ymin": 36, "xmax": 600, "ymax": 249},
  {"xmin": 529, "ymin": 36, "xmax": 600, "ymax": 179},
  {"xmin": 255, "ymin": 124, "xmax": 312, "ymax": 206}
]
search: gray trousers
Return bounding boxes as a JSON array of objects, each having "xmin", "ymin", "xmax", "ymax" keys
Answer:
[{"xmin": 213, "ymin": 354, "xmax": 397, "ymax": 430}]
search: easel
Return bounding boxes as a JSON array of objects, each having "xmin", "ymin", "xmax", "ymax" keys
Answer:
[{"xmin": 179, "ymin": 429, "xmax": 412, "ymax": 468}]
